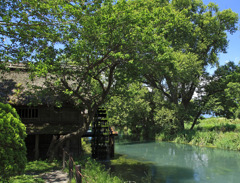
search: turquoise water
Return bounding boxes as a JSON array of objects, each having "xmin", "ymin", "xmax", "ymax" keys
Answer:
[{"xmin": 115, "ymin": 141, "xmax": 240, "ymax": 183}]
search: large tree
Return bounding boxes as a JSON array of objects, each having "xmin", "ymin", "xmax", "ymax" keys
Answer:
[
  {"xmin": 1, "ymin": 0, "xmax": 238, "ymax": 156},
  {"xmin": 138, "ymin": 0, "xmax": 238, "ymax": 130},
  {"xmin": 1, "ymin": 0, "xmax": 172, "ymax": 157}
]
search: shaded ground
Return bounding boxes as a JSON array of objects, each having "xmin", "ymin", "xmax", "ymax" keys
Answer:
[{"xmin": 24, "ymin": 160, "xmax": 69, "ymax": 183}]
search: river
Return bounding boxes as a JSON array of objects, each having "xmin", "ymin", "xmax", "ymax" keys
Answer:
[{"xmin": 115, "ymin": 141, "xmax": 240, "ymax": 183}]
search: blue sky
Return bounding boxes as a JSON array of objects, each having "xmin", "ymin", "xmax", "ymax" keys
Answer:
[{"xmin": 202, "ymin": 0, "xmax": 240, "ymax": 73}]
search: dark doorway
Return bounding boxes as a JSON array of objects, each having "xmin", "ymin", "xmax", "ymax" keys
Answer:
[{"xmin": 25, "ymin": 134, "xmax": 53, "ymax": 160}]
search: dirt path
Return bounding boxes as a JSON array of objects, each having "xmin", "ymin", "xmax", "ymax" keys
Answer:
[{"xmin": 40, "ymin": 170, "xmax": 69, "ymax": 183}]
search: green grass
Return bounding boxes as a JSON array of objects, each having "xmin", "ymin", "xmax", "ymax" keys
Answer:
[
  {"xmin": 63, "ymin": 154, "xmax": 122, "ymax": 183},
  {"xmin": 193, "ymin": 117, "xmax": 240, "ymax": 132},
  {"xmin": 7, "ymin": 139, "xmax": 115, "ymax": 183},
  {"xmin": 63, "ymin": 141, "xmax": 153, "ymax": 183},
  {"xmin": 63, "ymin": 153, "xmax": 152, "ymax": 183},
  {"xmin": 157, "ymin": 117, "xmax": 240, "ymax": 151},
  {"xmin": 8, "ymin": 160, "xmax": 60, "ymax": 183}
]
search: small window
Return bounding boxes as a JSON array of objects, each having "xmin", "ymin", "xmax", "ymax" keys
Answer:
[{"xmin": 17, "ymin": 108, "xmax": 38, "ymax": 118}]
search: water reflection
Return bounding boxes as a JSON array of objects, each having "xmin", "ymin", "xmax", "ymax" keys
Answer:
[{"xmin": 115, "ymin": 141, "xmax": 240, "ymax": 183}]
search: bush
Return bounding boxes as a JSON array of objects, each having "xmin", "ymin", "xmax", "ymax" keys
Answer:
[
  {"xmin": 214, "ymin": 132, "xmax": 240, "ymax": 150},
  {"xmin": 0, "ymin": 103, "xmax": 27, "ymax": 180},
  {"xmin": 189, "ymin": 131, "xmax": 217, "ymax": 146}
]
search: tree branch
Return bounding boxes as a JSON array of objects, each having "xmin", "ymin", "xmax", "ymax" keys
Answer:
[
  {"xmin": 87, "ymin": 44, "xmax": 120, "ymax": 71},
  {"xmin": 60, "ymin": 76, "xmax": 88, "ymax": 106}
]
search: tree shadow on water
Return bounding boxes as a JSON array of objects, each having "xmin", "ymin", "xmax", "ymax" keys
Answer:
[
  {"xmin": 153, "ymin": 165, "xmax": 194, "ymax": 183},
  {"xmin": 111, "ymin": 158, "xmax": 194, "ymax": 183},
  {"xmin": 111, "ymin": 154, "xmax": 153, "ymax": 183}
]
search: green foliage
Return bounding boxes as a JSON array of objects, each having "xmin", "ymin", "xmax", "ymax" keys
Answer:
[
  {"xmin": 1, "ymin": 0, "xmax": 239, "ymax": 144},
  {"xmin": 0, "ymin": 103, "xmax": 27, "ymax": 181},
  {"xmin": 205, "ymin": 62, "xmax": 240, "ymax": 118},
  {"xmin": 189, "ymin": 131, "xmax": 217, "ymax": 146},
  {"xmin": 9, "ymin": 175, "xmax": 44, "ymax": 183},
  {"xmin": 67, "ymin": 153, "xmax": 152, "ymax": 183},
  {"xmin": 24, "ymin": 160, "xmax": 60, "ymax": 173},
  {"xmin": 0, "ymin": 0, "xmax": 62, "ymax": 63},
  {"xmin": 154, "ymin": 105, "xmax": 180, "ymax": 135},
  {"xmin": 10, "ymin": 157, "xmax": 123, "ymax": 183},
  {"xmin": 195, "ymin": 117, "xmax": 240, "ymax": 132},
  {"xmin": 140, "ymin": 0, "xmax": 239, "ymax": 130},
  {"xmin": 64, "ymin": 157, "xmax": 122, "ymax": 183},
  {"xmin": 82, "ymin": 159, "xmax": 121, "ymax": 183},
  {"xmin": 214, "ymin": 132, "xmax": 240, "ymax": 150},
  {"xmin": 106, "ymin": 82, "xmax": 155, "ymax": 140}
]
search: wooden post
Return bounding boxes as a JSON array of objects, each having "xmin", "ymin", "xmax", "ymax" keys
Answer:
[
  {"xmin": 69, "ymin": 153, "xmax": 73, "ymax": 182},
  {"xmin": 78, "ymin": 136, "xmax": 82, "ymax": 155},
  {"xmin": 109, "ymin": 136, "xmax": 115, "ymax": 158},
  {"xmin": 62, "ymin": 148, "xmax": 66, "ymax": 169},
  {"xmin": 35, "ymin": 134, "xmax": 39, "ymax": 160},
  {"xmin": 75, "ymin": 165, "xmax": 82, "ymax": 183}
]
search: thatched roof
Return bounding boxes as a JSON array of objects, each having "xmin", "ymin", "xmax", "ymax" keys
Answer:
[
  {"xmin": 0, "ymin": 64, "xmax": 90, "ymax": 136},
  {"xmin": 0, "ymin": 68, "xmax": 44, "ymax": 105},
  {"xmin": 0, "ymin": 64, "xmax": 71, "ymax": 106}
]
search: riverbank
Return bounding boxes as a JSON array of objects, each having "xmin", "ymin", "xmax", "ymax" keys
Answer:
[{"xmin": 156, "ymin": 117, "xmax": 240, "ymax": 151}]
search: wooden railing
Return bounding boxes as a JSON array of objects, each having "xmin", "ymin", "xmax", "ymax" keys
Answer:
[{"xmin": 62, "ymin": 148, "xmax": 89, "ymax": 183}]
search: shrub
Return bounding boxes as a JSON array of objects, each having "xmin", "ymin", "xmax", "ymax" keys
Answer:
[
  {"xmin": 190, "ymin": 131, "xmax": 217, "ymax": 146},
  {"xmin": 0, "ymin": 103, "xmax": 27, "ymax": 180},
  {"xmin": 214, "ymin": 132, "xmax": 240, "ymax": 150}
]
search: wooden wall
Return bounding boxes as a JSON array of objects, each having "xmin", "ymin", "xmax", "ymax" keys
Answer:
[{"xmin": 16, "ymin": 106, "xmax": 84, "ymax": 125}]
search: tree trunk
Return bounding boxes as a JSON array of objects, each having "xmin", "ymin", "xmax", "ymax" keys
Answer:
[
  {"xmin": 179, "ymin": 120, "xmax": 185, "ymax": 130},
  {"xmin": 47, "ymin": 110, "xmax": 95, "ymax": 161},
  {"xmin": 47, "ymin": 135, "xmax": 58, "ymax": 159},
  {"xmin": 47, "ymin": 128, "xmax": 88, "ymax": 161},
  {"xmin": 190, "ymin": 110, "xmax": 202, "ymax": 130}
]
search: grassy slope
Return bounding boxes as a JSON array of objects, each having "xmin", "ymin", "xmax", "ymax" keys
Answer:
[{"xmin": 157, "ymin": 117, "xmax": 240, "ymax": 151}]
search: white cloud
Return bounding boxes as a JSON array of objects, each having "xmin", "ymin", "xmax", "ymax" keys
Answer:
[
  {"xmin": 234, "ymin": 57, "xmax": 240, "ymax": 63},
  {"xmin": 225, "ymin": 60, "xmax": 230, "ymax": 64}
]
